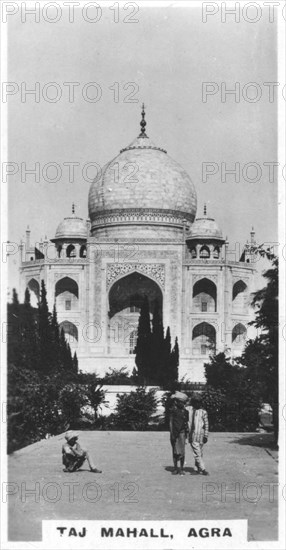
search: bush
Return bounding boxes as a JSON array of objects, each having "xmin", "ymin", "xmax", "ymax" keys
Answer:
[
  {"xmin": 111, "ymin": 387, "xmax": 158, "ymax": 430},
  {"xmin": 100, "ymin": 367, "xmax": 136, "ymax": 386},
  {"xmin": 7, "ymin": 365, "xmax": 106, "ymax": 453},
  {"xmin": 201, "ymin": 387, "xmax": 227, "ymax": 431},
  {"xmin": 202, "ymin": 353, "xmax": 261, "ymax": 432}
]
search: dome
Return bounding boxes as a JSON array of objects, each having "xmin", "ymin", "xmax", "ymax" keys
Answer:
[
  {"xmin": 88, "ymin": 109, "xmax": 197, "ymax": 236},
  {"xmin": 54, "ymin": 215, "xmax": 87, "ymax": 240},
  {"xmin": 187, "ymin": 215, "xmax": 224, "ymax": 241}
]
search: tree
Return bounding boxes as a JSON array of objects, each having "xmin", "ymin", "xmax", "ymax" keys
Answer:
[
  {"xmin": 203, "ymin": 352, "xmax": 261, "ymax": 431},
  {"xmin": 170, "ymin": 336, "xmax": 179, "ymax": 387},
  {"xmin": 149, "ymin": 299, "xmax": 165, "ymax": 384},
  {"xmin": 135, "ymin": 296, "xmax": 152, "ymax": 384},
  {"xmin": 21, "ymin": 288, "xmax": 39, "ymax": 370},
  {"xmin": 73, "ymin": 352, "xmax": 78, "ymax": 374},
  {"xmin": 239, "ymin": 256, "xmax": 278, "ymax": 442},
  {"xmin": 38, "ymin": 280, "xmax": 53, "ymax": 372},
  {"xmin": 112, "ymin": 387, "xmax": 158, "ymax": 430},
  {"xmin": 12, "ymin": 288, "xmax": 19, "ymax": 306},
  {"xmin": 204, "ymin": 352, "xmax": 242, "ymax": 391},
  {"xmin": 59, "ymin": 328, "xmax": 74, "ymax": 373}
]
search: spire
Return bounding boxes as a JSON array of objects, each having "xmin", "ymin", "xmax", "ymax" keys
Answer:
[
  {"xmin": 250, "ymin": 226, "xmax": 255, "ymax": 245},
  {"xmin": 203, "ymin": 203, "xmax": 207, "ymax": 216},
  {"xmin": 138, "ymin": 103, "xmax": 148, "ymax": 138}
]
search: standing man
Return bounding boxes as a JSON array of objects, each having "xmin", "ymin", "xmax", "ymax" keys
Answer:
[
  {"xmin": 186, "ymin": 395, "xmax": 209, "ymax": 475},
  {"xmin": 169, "ymin": 391, "xmax": 189, "ymax": 476}
]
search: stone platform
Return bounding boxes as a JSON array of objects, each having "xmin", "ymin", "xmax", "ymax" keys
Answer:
[{"xmin": 7, "ymin": 431, "xmax": 278, "ymax": 542}]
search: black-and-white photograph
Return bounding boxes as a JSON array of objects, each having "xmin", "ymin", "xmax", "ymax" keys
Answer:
[{"xmin": 1, "ymin": 1, "xmax": 285, "ymax": 548}]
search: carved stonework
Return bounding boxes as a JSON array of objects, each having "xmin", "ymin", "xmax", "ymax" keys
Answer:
[
  {"xmin": 191, "ymin": 319, "xmax": 218, "ymax": 330},
  {"xmin": 92, "ymin": 208, "xmax": 193, "ymax": 230},
  {"xmin": 106, "ymin": 263, "xmax": 165, "ymax": 290},
  {"xmin": 54, "ymin": 273, "xmax": 79, "ymax": 282},
  {"xmin": 233, "ymin": 276, "xmax": 249, "ymax": 284},
  {"xmin": 192, "ymin": 274, "xmax": 218, "ymax": 284}
]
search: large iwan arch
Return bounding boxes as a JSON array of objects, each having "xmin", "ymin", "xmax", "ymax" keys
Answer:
[{"xmin": 108, "ymin": 271, "xmax": 163, "ymax": 355}]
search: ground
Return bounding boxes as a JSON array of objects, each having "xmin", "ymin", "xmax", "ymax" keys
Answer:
[{"xmin": 8, "ymin": 431, "xmax": 278, "ymax": 542}]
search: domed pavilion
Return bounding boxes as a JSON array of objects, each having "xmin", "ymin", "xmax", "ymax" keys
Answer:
[{"xmin": 19, "ymin": 106, "xmax": 256, "ymax": 381}]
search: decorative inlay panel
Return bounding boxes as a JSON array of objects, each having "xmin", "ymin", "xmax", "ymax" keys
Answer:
[
  {"xmin": 106, "ymin": 263, "xmax": 165, "ymax": 290},
  {"xmin": 92, "ymin": 208, "xmax": 193, "ymax": 229}
]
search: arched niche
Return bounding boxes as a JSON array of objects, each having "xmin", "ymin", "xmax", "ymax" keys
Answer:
[
  {"xmin": 193, "ymin": 278, "xmax": 217, "ymax": 312},
  {"xmin": 59, "ymin": 320, "xmax": 78, "ymax": 345},
  {"xmin": 192, "ymin": 322, "xmax": 216, "ymax": 356},
  {"xmin": 55, "ymin": 276, "xmax": 79, "ymax": 312},
  {"xmin": 27, "ymin": 278, "xmax": 40, "ymax": 307},
  {"xmin": 232, "ymin": 280, "xmax": 248, "ymax": 313}
]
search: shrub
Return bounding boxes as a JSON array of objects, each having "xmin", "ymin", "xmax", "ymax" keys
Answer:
[
  {"xmin": 201, "ymin": 387, "xmax": 227, "ymax": 431},
  {"xmin": 112, "ymin": 387, "xmax": 158, "ymax": 430},
  {"xmin": 100, "ymin": 367, "xmax": 136, "ymax": 385}
]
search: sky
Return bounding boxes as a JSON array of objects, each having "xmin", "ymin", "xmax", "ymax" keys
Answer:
[{"xmin": 4, "ymin": 2, "xmax": 279, "ymax": 292}]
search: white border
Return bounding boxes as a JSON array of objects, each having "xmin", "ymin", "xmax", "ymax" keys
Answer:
[{"xmin": 0, "ymin": 1, "xmax": 285, "ymax": 549}]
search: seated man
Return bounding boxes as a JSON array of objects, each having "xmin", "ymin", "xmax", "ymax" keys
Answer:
[{"xmin": 62, "ymin": 431, "xmax": 102, "ymax": 473}]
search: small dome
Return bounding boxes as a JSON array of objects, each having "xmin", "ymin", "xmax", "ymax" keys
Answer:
[
  {"xmin": 54, "ymin": 216, "xmax": 87, "ymax": 240},
  {"xmin": 188, "ymin": 216, "xmax": 224, "ymax": 241}
]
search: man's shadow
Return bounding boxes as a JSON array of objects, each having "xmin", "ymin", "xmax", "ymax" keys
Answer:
[{"xmin": 164, "ymin": 466, "xmax": 198, "ymax": 475}]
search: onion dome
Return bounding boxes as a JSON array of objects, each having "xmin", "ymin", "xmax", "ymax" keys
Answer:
[
  {"xmin": 88, "ymin": 105, "xmax": 197, "ymax": 236},
  {"xmin": 52, "ymin": 204, "xmax": 87, "ymax": 241},
  {"xmin": 187, "ymin": 204, "xmax": 224, "ymax": 242}
]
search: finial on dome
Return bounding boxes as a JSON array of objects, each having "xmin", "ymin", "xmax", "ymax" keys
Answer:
[
  {"xmin": 139, "ymin": 103, "xmax": 148, "ymax": 138},
  {"xmin": 72, "ymin": 203, "xmax": 75, "ymax": 215},
  {"xmin": 203, "ymin": 203, "xmax": 207, "ymax": 216}
]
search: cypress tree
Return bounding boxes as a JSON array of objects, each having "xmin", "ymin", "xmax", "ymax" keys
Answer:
[
  {"xmin": 51, "ymin": 303, "xmax": 61, "ymax": 369},
  {"xmin": 22, "ymin": 288, "xmax": 39, "ymax": 370},
  {"xmin": 59, "ymin": 328, "xmax": 74, "ymax": 373},
  {"xmin": 162, "ymin": 326, "xmax": 172, "ymax": 388},
  {"xmin": 135, "ymin": 295, "xmax": 152, "ymax": 385},
  {"xmin": 171, "ymin": 337, "xmax": 179, "ymax": 387},
  {"xmin": 150, "ymin": 300, "xmax": 165, "ymax": 385},
  {"xmin": 12, "ymin": 288, "xmax": 19, "ymax": 307},
  {"xmin": 38, "ymin": 280, "xmax": 53, "ymax": 372},
  {"xmin": 73, "ymin": 351, "xmax": 78, "ymax": 374},
  {"xmin": 8, "ymin": 290, "xmax": 21, "ymax": 366}
]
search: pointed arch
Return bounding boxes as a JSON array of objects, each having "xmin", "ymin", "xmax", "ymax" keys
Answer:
[
  {"xmin": 232, "ymin": 280, "xmax": 248, "ymax": 312},
  {"xmin": 192, "ymin": 322, "xmax": 216, "ymax": 356},
  {"xmin": 232, "ymin": 323, "xmax": 247, "ymax": 345},
  {"xmin": 66, "ymin": 244, "xmax": 76, "ymax": 258},
  {"xmin": 213, "ymin": 246, "xmax": 220, "ymax": 259},
  {"xmin": 80, "ymin": 244, "xmax": 87, "ymax": 258},
  {"xmin": 59, "ymin": 320, "xmax": 78, "ymax": 343},
  {"xmin": 55, "ymin": 276, "xmax": 79, "ymax": 312},
  {"xmin": 199, "ymin": 245, "xmax": 210, "ymax": 259},
  {"xmin": 193, "ymin": 278, "xmax": 217, "ymax": 312},
  {"xmin": 27, "ymin": 278, "xmax": 40, "ymax": 307},
  {"xmin": 108, "ymin": 271, "xmax": 162, "ymax": 355}
]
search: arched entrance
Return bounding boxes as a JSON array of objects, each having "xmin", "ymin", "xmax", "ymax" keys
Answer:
[
  {"xmin": 108, "ymin": 272, "xmax": 163, "ymax": 355},
  {"xmin": 192, "ymin": 322, "xmax": 216, "ymax": 356}
]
